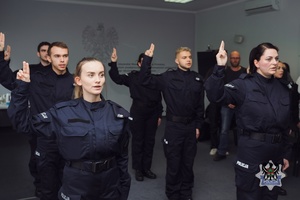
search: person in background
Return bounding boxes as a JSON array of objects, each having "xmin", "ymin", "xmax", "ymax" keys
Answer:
[
  {"xmin": 0, "ymin": 33, "xmax": 74, "ymax": 200},
  {"xmin": 139, "ymin": 44, "xmax": 205, "ymax": 200},
  {"xmin": 0, "ymin": 35, "xmax": 50, "ymax": 91},
  {"xmin": 204, "ymin": 67, "xmax": 221, "ymax": 156},
  {"xmin": 213, "ymin": 51, "xmax": 247, "ymax": 161},
  {"xmin": 274, "ymin": 61, "xmax": 299, "ymax": 196},
  {"xmin": 205, "ymin": 41, "xmax": 292, "ymax": 200},
  {"xmin": 29, "ymin": 41, "xmax": 51, "ymax": 72},
  {"xmin": 8, "ymin": 57, "xmax": 131, "ymax": 200},
  {"xmin": 109, "ymin": 49, "xmax": 163, "ymax": 181}
]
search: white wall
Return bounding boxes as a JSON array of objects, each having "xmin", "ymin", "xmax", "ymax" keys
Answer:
[
  {"xmin": 195, "ymin": 0, "xmax": 300, "ymax": 81},
  {"xmin": 0, "ymin": 0, "xmax": 195, "ymax": 111}
]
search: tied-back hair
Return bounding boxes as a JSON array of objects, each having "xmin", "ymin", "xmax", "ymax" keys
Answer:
[
  {"xmin": 175, "ymin": 47, "xmax": 192, "ymax": 57},
  {"xmin": 73, "ymin": 57, "xmax": 104, "ymax": 99},
  {"xmin": 48, "ymin": 41, "xmax": 69, "ymax": 56},
  {"xmin": 249, "ymin": 42, "xmax": 279, "ymax": 74}
]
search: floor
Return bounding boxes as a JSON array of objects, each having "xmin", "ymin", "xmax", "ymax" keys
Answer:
[{"xmin": 0, "ymin": 118, "xmax": 299, "ymax": 200}]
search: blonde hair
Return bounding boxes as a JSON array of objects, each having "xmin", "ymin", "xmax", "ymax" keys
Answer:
[
  {"xmin": 175, "ymin": 47, "xmax": 192, "ymax": 58},
  {"xmin": 73, "ymin": 57, "xmax": 104, "ymax": 99}
]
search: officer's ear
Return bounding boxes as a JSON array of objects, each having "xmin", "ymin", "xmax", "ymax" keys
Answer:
[
  {"xmin": 74, "ymin": 76, "xmax": 82, "ymax": 86},
  {"xmin": 175, "ymin": 58, "xmax": 179, "ymax": 65}
]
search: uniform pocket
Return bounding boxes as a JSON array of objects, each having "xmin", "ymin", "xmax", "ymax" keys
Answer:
[{"xmin": 59, "ymin": 126, "xmax": 90, "ymax": 160}]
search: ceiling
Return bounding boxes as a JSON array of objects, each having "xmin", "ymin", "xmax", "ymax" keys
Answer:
[{"xmin": 38, "ymin": 0, "xmax": 248, "ymax": 13}]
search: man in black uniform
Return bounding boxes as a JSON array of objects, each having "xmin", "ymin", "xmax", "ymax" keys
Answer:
[
  {"xmin": 139, "ymin": 44, "xmax": 204, "ymax": 200},
  {"xmin": 0, "ymin": 34, "xmax": 52, "ymax": 196},
  {"xmin": 0, "ymin": 34, "xmax": 74, "ymax": 200},
  {"xmin": 108, "ymin": 48, "xmax": 163, "ymax": 181}
]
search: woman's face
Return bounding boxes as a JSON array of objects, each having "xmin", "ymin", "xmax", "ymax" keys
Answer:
[
  {"xmin": 75, "ymin": 60, "xmax": 105, "ymax": 102},
  {"xmin": 274, "ymin": 62, "xmax": 286, "ymax": 78},
  {"xmin": 255, "ymin": 48, "xmax": 279, "ymax": 78}
]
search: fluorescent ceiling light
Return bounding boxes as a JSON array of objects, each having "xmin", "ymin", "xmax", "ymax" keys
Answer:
[{"xmin": 164, "ymin": 0, "xmax": 193, "ymax": 4}]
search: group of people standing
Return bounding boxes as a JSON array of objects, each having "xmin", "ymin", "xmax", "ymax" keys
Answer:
[{"xmin": 0, "ymin": 30, "xmax": 298, "ymax": 200}]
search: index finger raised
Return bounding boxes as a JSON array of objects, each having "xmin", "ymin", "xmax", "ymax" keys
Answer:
[
  {"xmin": 23, "ymin": 61, "xmax": 30, "ymax": 74},
  {"xmin": 218, "ymin": 40, "xmax": 224, "ymax": 52}
]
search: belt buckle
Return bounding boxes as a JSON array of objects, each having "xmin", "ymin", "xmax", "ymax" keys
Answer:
[
  {"xmin": 91, "ymin": 160, "xmax": 108, "ymax": 173},
  {"xmin": 272, "ymin": 134, "xmax": 281, "ymax": 143}
]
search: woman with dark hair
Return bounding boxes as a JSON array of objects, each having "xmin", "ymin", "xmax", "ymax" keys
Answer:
[
  {"xmin": 205, "ymin": 41, "xmax": 292, "ymax": 200},
  {"xmin": 8, "ymin": 58, "xmax": 131, "ymax": 200}
]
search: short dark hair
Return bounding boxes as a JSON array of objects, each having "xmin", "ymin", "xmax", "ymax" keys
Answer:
[
  {"xmin": 37, "ymin": 41, "xmax": 50, "ymax": 52},
  {"xmin": 249, "ymin": 42, "xmax": 279, "ymax": 74},
  {"xmin": 48, "ymin": 42, "xmax": 69, "ymax": 56}
]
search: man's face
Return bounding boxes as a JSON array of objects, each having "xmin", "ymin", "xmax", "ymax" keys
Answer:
[
  {"xmin": 37, "ymin": 45, "xmax": 49, "ymax": 63},
  {"xmin": 47, "ymin": 46, "xmax": 69, "ymax": 75},
  {"xmin": 229, "ymin": 51, "xmax": 240, "ymax": 68},
  {"xmin": 175, "ymin": 50, "xmax": 192, "ymax": 71}
]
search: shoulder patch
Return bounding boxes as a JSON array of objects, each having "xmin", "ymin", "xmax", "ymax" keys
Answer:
[{"xmin": 224, "ymin": 83, "xmax": 235, "ymax": 89}]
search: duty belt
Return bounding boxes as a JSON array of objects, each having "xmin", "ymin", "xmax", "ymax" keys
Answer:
[
  {"xmin": 66, "ymin": 157, "xmax": 116, "ymax": 173},
  {"xmin": 240, "ymin": 130, "xmax": 282, "ymax": 144},
  {"xmin": 166, "ymin": 114, "xmax": 194, "ymax": 124}
]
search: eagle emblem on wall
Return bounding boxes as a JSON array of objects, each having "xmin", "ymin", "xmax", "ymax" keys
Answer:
[{"xmin": 82, "ymin": 23, "xmax": 119, "ymax": 62}]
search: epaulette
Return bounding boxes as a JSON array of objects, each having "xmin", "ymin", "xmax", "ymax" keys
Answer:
[
  {"xmin": 131, "ymin": 70, "xmax": 138, "ymax": 74},
  {"xmin": 166, "ymin": 68, "xmax": 176, "ymax": 72},
  {"xmin": 239, "ymin": 73, "xmax": 252, "ymax": 80},
  {"xmin": 107, "ymin": 100, "xmax": 131, "ymax": 119},
  {"xmin": 54, "ymin": 99, "xmax": 78, "ymax": 109},
  {"xmin": 278, "ymin": 78, "xmax": 292, "ymax": 89}
]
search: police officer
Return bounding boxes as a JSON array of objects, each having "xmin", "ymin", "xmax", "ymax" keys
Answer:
[
  {"xmin": 205, "ymin": 41, "xmax": 292, "ymax": 200},
  {"xmin": 108, "ymin": 48, "xmax": 163, "ymax": 181},
  {"xmin": 0, "ymin": 35, "xmax": 74, "ymax": 199},
  {"xmin": 139, "ymin": 44, "xmax": 205, "ymax": 200},
  {"xmin": 8, "ymin": 57, "xmax": 131, "ymax": 200}
]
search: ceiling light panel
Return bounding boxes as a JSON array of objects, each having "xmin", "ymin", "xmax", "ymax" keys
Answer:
[{"xmin": 164, "ymin": 0, "xmax": 194, "ymax": 4}]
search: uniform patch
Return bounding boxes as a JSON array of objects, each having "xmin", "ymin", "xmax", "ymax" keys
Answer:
[
  {"xmin": 255, "ymin": 160, "xmax": 286, "ymax": 190},
  {"xmin": 236, "ymin": 160, "xmax": 249, "ymax": 169},
  {"xmin": 40, "ymin": 112, "xmax": 48, "ymax": 119},
  {"xmin": 225, "ymin": 83, "xmax": 235, "ymax": 88}
]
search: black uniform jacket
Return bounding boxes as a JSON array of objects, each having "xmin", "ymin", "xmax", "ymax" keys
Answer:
[
  {"xmin": 8, "ymin": 80, "xmax": 131, "ymax": 199},
  {"xmin": 205, "ymin": 65, "xmax": 292, "ymax": 160},
  {"xmin": 139, "ymin": 55, "xmax": 204, "ymax": 129},
  {"xmin": 108, "ymin": 61, "xmax": 163, "ymax": 116}
]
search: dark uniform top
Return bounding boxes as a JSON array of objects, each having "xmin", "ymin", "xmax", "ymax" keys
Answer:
[
  {"xmin": 0, "ymin": 51, "xmax": 51, "ymax": 91},
  {"xmin": 205, "ymin": 65, "xmax": 292, "ymax": 197},
  {"xmin": 139, "ymin": 55, "xmax": 204, "ymax": 128},
  {"xmin": 8, "ymin": 80, "xmax": 131, "ymax": 200},
  {"xmin": 0, "ymin": 51, "xmax": 15, "ymax": 90},
  {"xmin": 108, "ymin": 61, "xmax": 163, "ymax": 115}
]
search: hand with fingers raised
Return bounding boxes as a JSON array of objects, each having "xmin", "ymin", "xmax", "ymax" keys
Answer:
[
  {"xmin": 111, "ymin": 48, "xmax": 118, "ymax": 62},
  {"xmin": 216, "ymin": 40, "xmax": 227, "ymax": 66},
  {"xmin": 17, "ymin": 61, "xmax": 31, "ymax": 82},
  {"xmin": 145, "ymin": 43, "xmax": 155, "ymax": 57}
]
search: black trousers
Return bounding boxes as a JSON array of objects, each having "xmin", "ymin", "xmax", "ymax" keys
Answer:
[
  {"xmin": 235, "ymin": 136, "xmax": 284, "ymax": 200},
  {"xmin": 28, "ymin": 134, "xmax": 40, "ymax": 189},
  {"xmin": 130, "ymin": 108, "xmax": 159, "ymax": 171},
  {"xmin": 163, "ymin": 121, "xmax": 197, "ymax": 200},
  {"xmin": 36, "ymin": 149, "xmax": 64, "ymax": 200},
  {"xmin": 206, "ymin": 102, "xmax": 221, "ymax": 149}
]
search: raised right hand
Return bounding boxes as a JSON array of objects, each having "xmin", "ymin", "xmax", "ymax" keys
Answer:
[
  {"xmin": 111, "ymin": 48, "xmax": 117, "ymax": 62},
  {"xmin": 17, "ymin": 61, "xmax": 31, "ymax": 82},
  {"xmin": 145, "ymin": 43, "xmax": 155, "ymax": 57},
  {"xmin": 0, "ymin": 32, "xmax": 5, "ymax": 51},
  {"xmin": 216, "ymin": 41, "xmax": 227, "ymax": 66}
]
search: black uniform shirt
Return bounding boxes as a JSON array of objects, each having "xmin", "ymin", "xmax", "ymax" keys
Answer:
[{"xmin": 139, "ymin": 55, "xmax": 204, "ymax": 129}]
